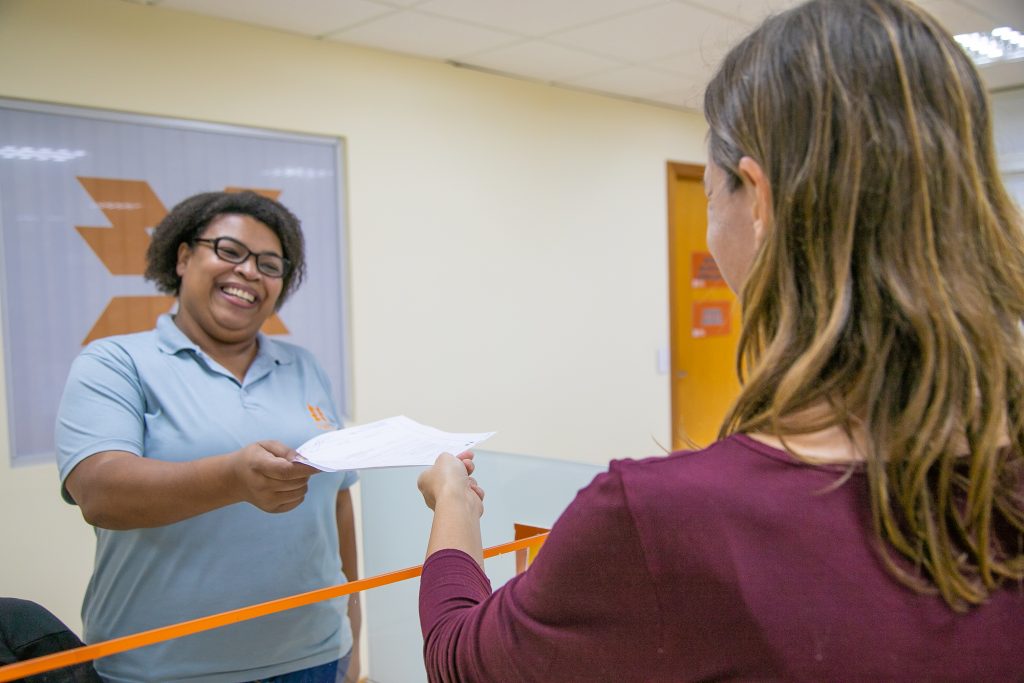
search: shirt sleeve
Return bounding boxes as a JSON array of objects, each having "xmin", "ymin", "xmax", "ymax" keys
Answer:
[
  {"xmin": 418, "ymin": 463, "xmax": 661, "ymax": 683},
  {"xmin": 55, "ymin": 341, "xmax": 146, "ymax": 503},
  {"xmin": 338, "ymin": 469, "xmax": 359, "ymax": 490}
]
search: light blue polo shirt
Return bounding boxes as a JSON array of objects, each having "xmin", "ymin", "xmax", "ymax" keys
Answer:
[{"xmin": 56, "ymin": 314, "xmax": 356, "ymax": 683}]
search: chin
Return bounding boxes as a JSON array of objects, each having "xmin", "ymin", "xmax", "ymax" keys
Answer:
[{"xmin": 215, "ymin": 316, "xmax": 266, "ymax": 339}]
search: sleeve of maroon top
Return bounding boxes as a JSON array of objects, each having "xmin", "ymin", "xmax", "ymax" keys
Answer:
[{"xmin": 419, "ymin": 462, "xmax": 661, "ymax": 683}]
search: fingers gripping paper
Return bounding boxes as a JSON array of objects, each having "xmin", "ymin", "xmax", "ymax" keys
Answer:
[{"xmin": 295, "ymin": 415, "xmax": 495, "ymax": 471}]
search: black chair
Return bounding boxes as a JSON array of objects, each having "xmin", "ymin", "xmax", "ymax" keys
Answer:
[{"xmin": 0, "ymin": 598, "xmax": 100, "ymax": 682}]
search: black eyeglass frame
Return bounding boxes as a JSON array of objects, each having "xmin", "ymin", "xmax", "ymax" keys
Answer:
[{"xmin": 193, "ymin": 236, "xmax": 290, "ymax": 278}]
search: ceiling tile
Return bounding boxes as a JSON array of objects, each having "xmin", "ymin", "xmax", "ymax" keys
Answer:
[
  {"xmin": 653, "ymin": 48, "xmax": 729, "ymax": 78},
  {"xmin": 416, "ymin": 0, "xmax": 663, "ymax": 37},
  {"xmin": 550, "ymin": 2, "xmax": 749, "ymax": 62},
  {"xmin": 959, "ymin": 0, "xmax": 1024, "ymax": 29},
  {"xmin": 142, "ymin": 0, "xmax": 1024, "ymax": 109},
  {"xmin": 646, "ymin": 88, "xmax": 704, "ymax": 111},
  {"xmin": 650, "ymin": 70, "xmax": 710, "ymax": 106},
  {"xmin": 977, "ymin": 59, "xmax": 1024, "ymax": 90},
  {"xmin": 676, "ymin": 0, "xmax": 802, "ymax": 24},
  {"xmin": 465, "ymin": 41, "xmax": 623, "ymax": 82},
  {"xmin": 563, "ymin": 65, "xmax": 689, "ymax": 97},
  {"xmin": 157, "ymin": 0, "xmax": 394, "ymax": 36},
  {"xmin": 326, "ymin": 10, "xmax": 518, "ymax": 59},
  {"xmin": 914, "ymin": 0, "xmax": 1004, "ymax": 34}
]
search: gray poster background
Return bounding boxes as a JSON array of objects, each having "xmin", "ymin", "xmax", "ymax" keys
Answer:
[{"xmin": 0, "ymin": 99, "xmax": 349, "ymax": 466}]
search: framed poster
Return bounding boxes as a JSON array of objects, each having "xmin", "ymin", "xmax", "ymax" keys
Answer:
[{"xmin": 0, "ymin": 99, "xmax": 350, "ymax": 465}]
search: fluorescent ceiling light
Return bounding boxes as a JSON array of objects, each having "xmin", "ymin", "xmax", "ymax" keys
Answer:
[
  {"xmin": 261, "ymin": 167, "xmax": 334, "ymax": 179},
  {"xmin": 0, "ymin": 145, "xmax": 88, "ymax": 162},
  {"xmin": 955, "ymin": 27, "xmax": 1024, "ymax": 66}
]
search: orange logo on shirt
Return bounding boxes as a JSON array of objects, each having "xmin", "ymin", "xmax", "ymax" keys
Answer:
[{"xmin": 307, "ymin": 404, "xmax": 336, "ymax": 430}]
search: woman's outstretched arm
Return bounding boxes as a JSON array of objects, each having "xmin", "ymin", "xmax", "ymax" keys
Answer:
[{"xmin": 417, "ymin": 458, "xmax": 660, "ymax": 682}]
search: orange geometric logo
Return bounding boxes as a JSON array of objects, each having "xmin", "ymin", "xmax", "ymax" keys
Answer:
[
  {"xmin": 307, "ymin": 404, "xmax": 336, "ymax": 431},
  {"xmin": 76, "ymin": 178, "xmax": 289, "ymax": 344}
]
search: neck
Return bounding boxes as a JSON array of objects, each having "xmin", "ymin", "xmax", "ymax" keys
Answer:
[
  {"xmin": 173, "ymin": 314, "xmax": 259, "ymax": 382},
  {"xmin": 746, "ymin": 405, "xmax": 1009, "ymax": 463},
  {"xmin": 746, "ymin": 403, "xmax": 867, "ymax": 463},
  {"xmin": 747, "ymin": 426, "xmax": 865, "ymax": 463}
]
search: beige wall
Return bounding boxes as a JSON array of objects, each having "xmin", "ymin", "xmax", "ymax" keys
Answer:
[{"xmin": 0, "ymin": 0, "xmax": 707, "ymax": 635}]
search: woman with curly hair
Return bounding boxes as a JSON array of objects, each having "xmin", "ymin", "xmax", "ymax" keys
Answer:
[
  {"xmin": 416, "ymin": 0, "xmax": 1024, "ymax": 680},
  {"xmin": 56, "ymin": 191, "xmax": 360, "ymax": 682}
]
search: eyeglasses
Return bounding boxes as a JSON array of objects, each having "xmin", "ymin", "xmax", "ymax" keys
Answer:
[{"xmin": 193, "ymin": 236, "xmax": 289, "ymax": 278}]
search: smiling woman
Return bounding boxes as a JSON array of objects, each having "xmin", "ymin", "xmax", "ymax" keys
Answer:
[
  {"xmin": 144, "ymin": 191, "xmax": 306, "ymax": 308},
  {"xmin": 173, "ymin": 213, "xmax": 288, "ymax": 373},
  {"xmin": 54, "ymin": 191, "xmax": 362, "ymax": 683}
]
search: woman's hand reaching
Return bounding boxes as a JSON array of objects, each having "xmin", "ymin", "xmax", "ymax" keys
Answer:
[
  {"xmin": 418, "ymin": 451, "xmax": 485, "ymax": 515},
  {"xmin": 63, "ymin": 440, "xmax": 320, "ymax": 530},
  {"xmin": 418, "ymin": 451, "xmax": 486, "ymax": 566},
  {"xmin": 233, "ymin": 440, "xmax": 320, "ymax": 513}
]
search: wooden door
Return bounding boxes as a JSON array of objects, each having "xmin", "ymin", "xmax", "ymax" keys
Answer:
[{"xmin": 667, "ymin": 162, "xmax": 741, "ymax": 449}]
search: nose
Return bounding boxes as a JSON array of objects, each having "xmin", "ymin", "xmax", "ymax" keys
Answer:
[{"xmin": 234, "ymin": 255, "xmax": 261, "ymax": 279}]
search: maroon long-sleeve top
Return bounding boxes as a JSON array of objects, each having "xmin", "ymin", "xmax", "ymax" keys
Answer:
[{"xmin": 419, "ymin": 435, "xmax": 1024, "ymax": 682}]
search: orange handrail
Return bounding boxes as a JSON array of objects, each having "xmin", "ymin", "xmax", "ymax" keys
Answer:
[{"xmin": 0, "ymin": 532, "xmax": 549, "ymax": 682}]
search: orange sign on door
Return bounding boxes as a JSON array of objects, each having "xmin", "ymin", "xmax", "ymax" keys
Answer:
[
  {"xmin": 691, "ymin": 300, "xmax": 731, "ymax": 338},
  {"xmin": 690, "ymin": 251, "xmax": 726, "ymax": 288}
]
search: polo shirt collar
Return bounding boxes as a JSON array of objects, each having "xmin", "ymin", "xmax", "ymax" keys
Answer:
[
  {"xmin": 254, "ymin": 333, "xmax": 291, "ymax": 367},
  {"xmin": 156, "ymin": 314, "xmax": 197, "ymax": 354}
]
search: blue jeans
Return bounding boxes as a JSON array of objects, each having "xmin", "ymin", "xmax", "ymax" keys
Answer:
[{"xmin": 249, "ymin": 651, "xmax": 351, "ymax": 683}]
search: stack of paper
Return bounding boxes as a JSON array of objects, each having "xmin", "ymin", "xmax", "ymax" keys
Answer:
[{"xmin": 295, "ymin": 415, "xmax": 495, "ymax": 472}]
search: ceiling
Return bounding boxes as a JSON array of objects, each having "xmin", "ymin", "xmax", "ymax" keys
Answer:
[{"xmin": 123, "ymin": 0, "xmax": 1024, "ymax": 111}]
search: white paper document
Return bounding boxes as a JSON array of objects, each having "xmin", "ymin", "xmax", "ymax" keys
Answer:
[{"xmin": 295, "ymin": 415, "xmax": 496, "ymax": 472}]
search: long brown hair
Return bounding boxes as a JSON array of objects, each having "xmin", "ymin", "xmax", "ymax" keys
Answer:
[{"xmin": 705, "ymin": 0, "xmax": 1024, "ymax": 609}]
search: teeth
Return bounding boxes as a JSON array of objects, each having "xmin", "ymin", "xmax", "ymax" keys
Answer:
[{"xmin": 223, "ymin": 286, "xmax": 255, "ymax": 303}]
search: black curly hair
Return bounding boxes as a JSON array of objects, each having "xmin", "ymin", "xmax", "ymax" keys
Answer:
[{"xmin": 144, "ymin": 191, "xmax": 306, "ymax": 307}]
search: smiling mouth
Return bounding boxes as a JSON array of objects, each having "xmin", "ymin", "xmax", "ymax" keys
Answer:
[{"xmin": 222, "ymin": 286, "xmax": 256, "ymax": 304}]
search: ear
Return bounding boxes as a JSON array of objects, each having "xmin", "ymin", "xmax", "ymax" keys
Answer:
[
  {"xmin": 175, "ymin": 242, "xmax": 192, "ymax": 278},
  {"xmin": 737, "ymin": 156, "xmax": 772, "ymax": 249}
]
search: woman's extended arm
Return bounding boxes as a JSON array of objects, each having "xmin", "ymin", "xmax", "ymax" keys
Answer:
[
  {"xmin": 64, "ymin": 441, "xmax": 319, "ymax": 530},
  {"xmin": 57, "ymin": 340, "xmax": 319, "ymax": 530},
  {"xmin": 416, "ymin": 458, "xmax": 660, "ymax": 682}
]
